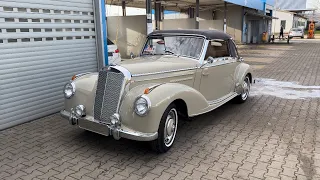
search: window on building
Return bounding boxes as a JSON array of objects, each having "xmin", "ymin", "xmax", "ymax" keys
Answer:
[{"xmin": 281, "ymin": 20, "xmax": 286, "ymax": 29}]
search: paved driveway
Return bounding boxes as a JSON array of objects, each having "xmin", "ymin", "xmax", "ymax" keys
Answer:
[{"xmin": 1, "ymin": 40, "xmax": 320, "ymax": 180}]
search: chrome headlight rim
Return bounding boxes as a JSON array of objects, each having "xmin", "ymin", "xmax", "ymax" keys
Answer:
[
  {"xmin": 134, "ymin": 95, "xmax": 151, "ymax": 116},
  {"xmin": 64, "ymin": 81, "xmax": 76, "ymax": 99},
  {"xmin": 75, "ymin": 105, "xmax": 86, "ymax": 117}
]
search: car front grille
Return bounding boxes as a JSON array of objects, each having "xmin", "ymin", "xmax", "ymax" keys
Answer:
[{"xmin": 94, "ymin": 70, "xmax": 125, "ymax": 124}]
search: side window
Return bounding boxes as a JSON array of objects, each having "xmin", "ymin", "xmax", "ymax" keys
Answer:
[
  {"xmin": 228, "ymin": 40, "xmax": 238, "ymax": 58},
  {"xmin": 205, "ymin": 40, "xmax": 230, "ymax": 60}
]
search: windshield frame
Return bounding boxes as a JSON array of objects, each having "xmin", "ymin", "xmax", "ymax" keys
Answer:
[{"xmin": 140, "ymin": 34, "xmax": 206, "ymax": 60}]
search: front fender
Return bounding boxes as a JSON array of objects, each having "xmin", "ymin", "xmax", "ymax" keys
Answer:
[{"xmin": 119, "ymin": 83, "xmax": 209, "ymax": 133}]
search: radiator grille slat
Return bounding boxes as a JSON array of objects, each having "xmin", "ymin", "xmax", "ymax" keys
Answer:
[{"xmin": 94, "ymin": 70, "xmax": 124, "ymax": 123}]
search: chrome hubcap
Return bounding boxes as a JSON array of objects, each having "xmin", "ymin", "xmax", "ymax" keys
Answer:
[
  {"xmin": 241, "ymin": 78, "xmax": 250, "ymax": 100},
  {"xmin": 164, "ymin": 108, "xmax": 178, "ymax": 147}
]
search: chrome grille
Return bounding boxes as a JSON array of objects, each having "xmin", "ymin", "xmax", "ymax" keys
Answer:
[{"xmin": 94, "ymin": 70, "xmax": 125, "ymax": 123}]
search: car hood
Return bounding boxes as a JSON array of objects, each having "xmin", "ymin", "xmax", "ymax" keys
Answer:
[{"xmin": 119, "ymin": 55, "xmax": 200, "ymax": 76}]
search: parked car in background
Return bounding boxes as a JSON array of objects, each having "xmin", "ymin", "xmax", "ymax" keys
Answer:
[
  {"xmin": 107, "ymin": 38, "xmax": 121, "ymax": 64},
  {"xmin": 289, "ymin": 28, "xmax": 304, "ymax": 38},
  {"xmin": 61, "ymin": 30, "xmax": 253, "ymax": 153}
]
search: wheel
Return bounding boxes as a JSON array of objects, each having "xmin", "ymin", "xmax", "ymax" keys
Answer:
[
  {"xmin": 234, "ymin": 76, "xmax": 250, "ymax": 103},
  {"xmin": 301, "ymin": 36, "xmax": 304, "ymax": 39},
  {"xmin": 151, "ymin": 104, "xmax": 178, "ymax": 153}
]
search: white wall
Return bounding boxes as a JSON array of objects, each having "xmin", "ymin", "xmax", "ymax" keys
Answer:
[
  {"xmin": 162, "ymin": 19, "xmax": 196, "ymax": 30},
  {"xmin": 199, "ymin": 20, "xmax": 224, "ymax": 31},
  {"xmin": 107, "ymin": 15, "xmax": 147, "ymax": 58},
  {"xmin": 272, "ymin": 10, "xmax": 294, "ymax": 33}
]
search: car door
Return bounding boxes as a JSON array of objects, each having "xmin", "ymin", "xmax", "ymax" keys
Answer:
[{"xmin": 199, "ymin": 40, "xmax": 235, "ymax": 102}]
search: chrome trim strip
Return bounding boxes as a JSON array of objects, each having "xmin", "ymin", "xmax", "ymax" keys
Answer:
[
  {"xmin": 207, "ymin": 92, "xmax": 238, "ymax": 105},
  {"xmin": 132, "ymin": 67, "xmax": 198, "ymax": 77},
  {"xmin": 72, "ymin": 72, "xmax": 91, "ymax": 80},
  {"xmin": 134, "ymin": 71, "xmax": 195, "ymax": 82},
  {"xmin": 170, "ymin": 77, "xmax": 194, "ymax": 83},
  {"xmin": 189, "ymin": 93, "xmax": 238, "ymax": 117},
  {"xmin": 199, "ymin": 40, "xmax": 209, "ymax": 65},
  {"xmin": 202, "ymin": 57, "xmax": 237, "ymax": 68},
  {"xmin": 60, "ymin": 110, "xmax": 158, "ymax": 141}
]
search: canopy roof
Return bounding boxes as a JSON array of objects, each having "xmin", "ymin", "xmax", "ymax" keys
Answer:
[{"xmin": 148, "ymin": 29, "xmax": 232, "ymax": 40}]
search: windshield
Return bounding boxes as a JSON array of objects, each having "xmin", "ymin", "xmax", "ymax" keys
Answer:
[
  {"xmin": 291, "ymin": 28, "xmax": 301, "ymax": 31},
  {"xmin": 141, "ymin": 36, "xmax": 205, "ymax": 60}
]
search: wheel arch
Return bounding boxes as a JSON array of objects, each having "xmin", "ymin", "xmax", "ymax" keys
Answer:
[
  {"xmin": 172, "ymin": 99, "xmax": 188, "ymax": 119},
  {"xmin": 119, "ymin": 83, "xmax": 209, "ymax": 134}
]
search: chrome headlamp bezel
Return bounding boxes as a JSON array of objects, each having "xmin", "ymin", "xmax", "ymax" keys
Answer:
[
  {"xmin": 134, "ymin": 95, "xmax": 151, "ymax": 116},
  {"xmin": 75, "ymin": 105, "xmax": 86, "ymax": 117},
  {"xmin": 64, "ymin": 81, "xmax": 76, "ymax": 99}
]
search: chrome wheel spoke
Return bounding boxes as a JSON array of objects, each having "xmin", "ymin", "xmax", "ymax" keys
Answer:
[{"xmin": 163, "ymin": 108, "xmax": 178, "ymax": 147}]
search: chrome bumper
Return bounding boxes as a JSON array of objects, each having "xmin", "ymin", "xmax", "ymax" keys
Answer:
[{"xmin": 60, "ymin": 110, "xmax": 158, "ymax": 141}]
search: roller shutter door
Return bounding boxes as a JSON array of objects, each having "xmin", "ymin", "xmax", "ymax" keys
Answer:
[{"xmin": 0, "ymin": 0, "xmax": 99, "ymax": 129}]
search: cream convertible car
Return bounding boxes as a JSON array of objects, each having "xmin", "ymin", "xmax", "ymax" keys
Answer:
[{"xmin": 61, "ymin": 30, "xmax": 253, "ymax": 153}]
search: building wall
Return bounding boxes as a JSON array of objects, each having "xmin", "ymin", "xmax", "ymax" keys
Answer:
[
  {"xmin": 162, "ymin": 19, "xmax": 196, "ymax": 29},
  {"xmin": 199, "ymin": 6, "xmax": 243, "ymax": 42},
  {"xmin": 293, "ymin": 16, "xmax": 308, "ymax": 29},
  {"xmin": 272, "ymin": 10, "xmax": 294, "ymax": 33},
  {"xmin": 107, "ymin": 15, "xmax": 147, "ymax": 58}
]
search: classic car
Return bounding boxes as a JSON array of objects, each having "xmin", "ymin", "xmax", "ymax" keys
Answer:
[{"xmin": 61, "ymin": 30, "xmax": 253, "ymax": 153}]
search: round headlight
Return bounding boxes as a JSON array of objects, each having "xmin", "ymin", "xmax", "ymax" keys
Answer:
[
  {"xmin": 75, "ymin": 105, "xmax": 86, "ymax": 117},
  {"xmin": 134, "ymin": 95, "xmax": 151, "ymax": 116},
  {"xmin": 64, "ymin": 82, "xmax": 76, "ymax": 99}
]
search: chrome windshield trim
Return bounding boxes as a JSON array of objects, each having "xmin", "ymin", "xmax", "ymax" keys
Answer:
[
  {"xmin": 140, "ymin": 34, "xmax": 206, "ymax": 61},
  {"xmin": 131, "ymin": 67, "xmax": 198, "ymax": 77}
]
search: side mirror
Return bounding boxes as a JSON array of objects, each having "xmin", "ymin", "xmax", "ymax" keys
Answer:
[{"xmin": 130, "ymin": 52, "xmax": 135, "ymax": 59}]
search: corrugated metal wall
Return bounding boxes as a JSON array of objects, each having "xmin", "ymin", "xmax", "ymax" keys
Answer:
[
  {"xmin": 0, "ymin": 0, "xmax": 98, "ymax": 130},
  {"xmin": 277, "ymin": 0, "xmax": 307, "ymax": 10}
]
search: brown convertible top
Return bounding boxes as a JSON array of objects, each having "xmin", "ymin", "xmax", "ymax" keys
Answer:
[{"xmin": 148, "ymin": 29, "xmax": 232, "ymax": 40}]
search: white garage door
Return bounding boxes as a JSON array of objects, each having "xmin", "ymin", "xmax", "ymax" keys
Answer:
[{"xmin": 0, "ymin": 0, "xmax": 99, "ymax": 130}]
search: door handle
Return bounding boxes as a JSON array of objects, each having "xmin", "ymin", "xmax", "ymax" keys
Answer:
[{"xmin": 202, "ymin": 68, "xmax": 209, "ymax": 76}]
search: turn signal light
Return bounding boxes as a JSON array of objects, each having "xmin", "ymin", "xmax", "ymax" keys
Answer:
[
  {"xmin": 144, "ymin": 88, "xmax": 150, "ymax": 94},
  {"xmin": 114, "ymin": 49, "xmax": 120, "ymax": 53},
  {"xmin": 71, "ymin": 75, "xmax": 77, "ymax": 81}
]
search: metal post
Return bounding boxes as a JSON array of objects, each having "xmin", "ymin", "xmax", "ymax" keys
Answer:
[
  {"xmin": 122, "ymin": 0, "xmax": 126, "ymax": 16},
  {"xmin": 224, "ymin": 2, "xmax": 227, "ymax": 33},
  {"xmin": 155, "ymin": 0, "xmax": 161, "ymax": 30},
  {"xmin": 146, "ymin": 0, "xmax": 152, "ymax": 34},
  {"xmin": 273, "ymin": 0, "xmax": 277, "ymax": 36},
  {"xmin": 93, "ymin": 0, "xmax": 108, "ymax": 68},
  {"xmin": 188, "ymin": 7, "xmax": 194, "ymax": 18},
  {"xmin": 195, "ymin": 0, "xmax": 199, "ymax": 29}
]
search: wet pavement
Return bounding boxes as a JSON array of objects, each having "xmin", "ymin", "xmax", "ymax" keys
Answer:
[{"xmin": 1, "ymin": 39, "xmax": 320, "ymax": 180}]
